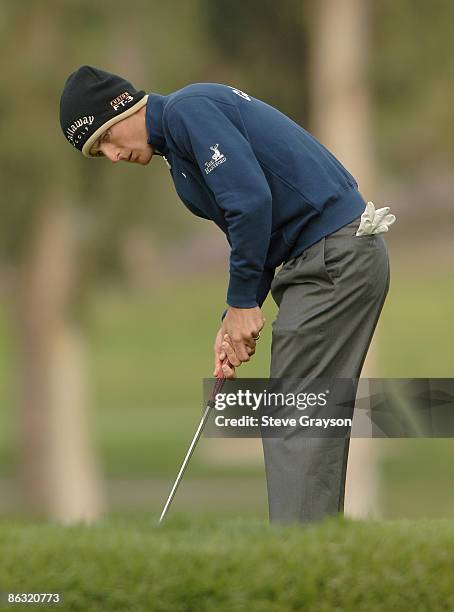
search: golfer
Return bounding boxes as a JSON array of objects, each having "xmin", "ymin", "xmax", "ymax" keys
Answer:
[{"xmin": 60, "ymin": 66, "xmax": 394, "ymax": 524}]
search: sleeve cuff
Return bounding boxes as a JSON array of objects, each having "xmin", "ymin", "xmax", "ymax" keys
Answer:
[{"xmin": 227, "ymin": 273, "xmax": 260, "ymax": 308}]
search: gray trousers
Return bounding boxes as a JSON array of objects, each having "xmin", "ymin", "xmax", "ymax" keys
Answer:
[{"xmin": 262, "ymin": 215, "xmax": 390, "ymax": 523}]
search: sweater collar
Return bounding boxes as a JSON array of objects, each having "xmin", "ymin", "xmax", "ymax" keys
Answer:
[{"xmin": 145, "ymin": 92, "xmax": 170, "ymax": 157}]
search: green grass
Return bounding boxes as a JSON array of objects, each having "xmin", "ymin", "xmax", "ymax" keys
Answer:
[
  {"xmin": 0, "ymin": 277, "xmax": 276, "ymax": 478},
  {"xmin": 376, "ymin": 270, "xmax": 454, "ymax": 518},
  {"xmin": 379, "ymin": 270, "xmax": 454, "ymax": 377},
  {"xmin": 85, "ymin": 277, "xmax": 276, "ymax": 477},
  {"xmin": 1, "ymin": 514, "xmax": 453, "ymax": 611},
  {"xmin": 381, "ymin": 439, "xmax": 454, "ymax": 519}
]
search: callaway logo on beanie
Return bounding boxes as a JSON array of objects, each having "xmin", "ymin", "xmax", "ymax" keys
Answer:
[{"xmin": 59, "ymin": 65, "xmax": 148, "ymax": 158}]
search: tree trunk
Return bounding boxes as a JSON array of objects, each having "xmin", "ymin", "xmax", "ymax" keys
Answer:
[
  {"xmin": 309, "ymin": 0, "xmax": 382, "ymax": 519},
  {"xmin": 15, "ymin": 200, "xmax": 104, "ymax": 524}
]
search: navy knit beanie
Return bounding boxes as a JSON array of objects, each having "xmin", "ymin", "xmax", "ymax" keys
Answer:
[{"xmin": 59, "ymin": 65, "xmax": 148, "ymax": 157}]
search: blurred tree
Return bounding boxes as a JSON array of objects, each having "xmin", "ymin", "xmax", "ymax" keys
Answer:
[
  {"xmin": 200, "ymin": 0, "xmax": 309, "ymax": 122},
  {"xmin": 0, "ymin": 0, "xmax": 223, "ymax": 522},
  {"xmin": 16, "ymin": 201, "xmax": 104, "ymax": 523},
  {"xmin": 309, "ymin": 0, "xmax": 380, "ymax": 519},
  {"xmin": 0, "ymin": 1, "xmax": 106, "ymax": 522},
  {"xmin": 309, "ymin": 0, "xmax": 375, "ymax": 193}
]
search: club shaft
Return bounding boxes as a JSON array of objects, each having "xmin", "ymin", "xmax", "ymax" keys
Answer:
[{"xmin": 158, "ymin": 401, "xmax": 213, "ymax": 524}]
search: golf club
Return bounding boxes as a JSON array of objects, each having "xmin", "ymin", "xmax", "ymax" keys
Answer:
[{"xmin": 158, "ymin": 357, "xmax": 231, "ymax": 524}]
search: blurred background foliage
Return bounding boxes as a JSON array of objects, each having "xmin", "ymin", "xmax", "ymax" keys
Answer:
[
  {"xmin": 1, "ymin": 0, "xmax": 453, "ymax": 268},
  {"xmin": 0, "ymin": 0, "xmax": 453, "ymax": 522},
  {"xmin": 371, "ymin": 0, "xmax": 454, "ymax": 174}
]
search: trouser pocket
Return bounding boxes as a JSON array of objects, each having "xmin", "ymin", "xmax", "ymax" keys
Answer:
[
  {"xmin": 271, "ymin": 238, "xmax": 332, "ymax": 308},
  {"xmin": 322, "ymin": 217, "xmax": 387, "ymax": 296}
]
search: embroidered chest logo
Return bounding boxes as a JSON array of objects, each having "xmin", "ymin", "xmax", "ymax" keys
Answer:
[
  {"xmin": 204, "ymin": 144, "xmax": 227, "ymax": 174},
  {"xmin": 110, "ymin": 91, "xmax": 134, "ymax": 111}
]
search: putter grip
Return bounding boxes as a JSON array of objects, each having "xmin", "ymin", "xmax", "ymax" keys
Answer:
[
  {"xmin": 209, "ymin": 357, "xmax": 231, "ymax": 403},
  {"xmin": 217, "ymin": 356, "xmax": 231, "ymax": 378}
]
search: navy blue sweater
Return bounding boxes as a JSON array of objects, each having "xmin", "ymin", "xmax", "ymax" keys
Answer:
[{"xmin": 145, "ymin": 83, "xmax": 366, "ymax": 308}]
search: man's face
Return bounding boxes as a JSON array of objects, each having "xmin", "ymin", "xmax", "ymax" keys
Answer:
[{"xmin": 90, "ymin": 107, "xmax": 154, "ymax": 165}]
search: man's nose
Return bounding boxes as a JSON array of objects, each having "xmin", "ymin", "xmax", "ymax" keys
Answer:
[
  {"xmin": 103, "ymin": 145, "xmax": 123, "ymax": 163},
  {"xmin": 110, "ymin": 150, "xmax": 123, "ymax": 164}
]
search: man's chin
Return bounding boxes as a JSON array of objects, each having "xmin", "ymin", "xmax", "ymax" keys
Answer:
[{"xmin": 141, "ymin": 148, "xmax": 154, "ymax": 165}]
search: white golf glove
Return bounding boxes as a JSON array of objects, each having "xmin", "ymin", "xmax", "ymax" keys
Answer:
[{"xmin": 356, "ymin": 201, "xmax": 396, "ymax": 236}]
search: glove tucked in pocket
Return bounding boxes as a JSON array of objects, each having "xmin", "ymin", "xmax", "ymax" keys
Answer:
[{"xmin": 356, "ymin": 201, "xmax": 396, "ymax": 236}]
